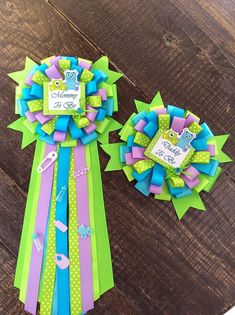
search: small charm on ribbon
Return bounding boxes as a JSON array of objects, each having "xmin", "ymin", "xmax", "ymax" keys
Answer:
[
  {"xmin": 78, "ymin": 224, "xmax": 92, "ymax": 239},
  {"xmin": 73, "ymin": 167, "xmax": 89, "ymax": 179},
  {"xmin": 102, "ymin": 92, "xmax": 232, "ymax": 220},
  {"xmin": 33, "ymin": 233, "xmax": 43, "ymax": 252},
  {"xmin": 55, "ymin": 254, "xmax": 70, "ymax": 270},
  {"xmin": 37, "ymin": 151, "xmax": 58, "ymax": 173},
  {"xmin": 56, "ymin": 185, "xmax": 67, "ymax": 203},
  {"xmin": 54, "ymin": 220, "xmax": 68, "ymax": 233}
]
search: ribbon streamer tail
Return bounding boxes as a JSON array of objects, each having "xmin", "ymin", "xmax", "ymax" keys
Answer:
[
  {"xmin": 74, "ymin": 144, "xmax": 94, "ymax": 312},
  {"xmin": 25, "ymin": 144, "xmax": 56, "ymax": 314}
]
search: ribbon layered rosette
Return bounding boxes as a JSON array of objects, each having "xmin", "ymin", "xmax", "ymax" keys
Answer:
[
  {"xmin": 102, "ymin": 92, "xmax": 232, "ymax": 219},
  {"xmin": 8, "ymin": 55, "xmax": 122, "ymax": 315}
]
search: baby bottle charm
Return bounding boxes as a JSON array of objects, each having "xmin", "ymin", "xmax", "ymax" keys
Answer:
[{"xmin": 55, "ymin": 254, "xmax": 70, "ymax": 270}]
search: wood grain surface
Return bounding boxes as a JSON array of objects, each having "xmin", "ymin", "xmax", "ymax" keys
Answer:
[{"xmin": 0, "ymin": 0, "xmax": 234, "ymax": 314}]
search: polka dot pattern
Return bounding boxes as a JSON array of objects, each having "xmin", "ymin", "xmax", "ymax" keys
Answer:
[
  {"xmin": 74, "ymin": 116, "xmax": 90, "ymax": 128},
  {"xmin": 134, "ymin": 132, "xmax": 150, "ymax": 147},
  {"xmin": 134, "ymin": 159, "xmax": 155, "ymax": 174},
  {"xmin": 40, "ymin": 157, "xmax": 58, "ymax": 315},
  {"xmin": 27, "ymin": 99, "xmax": 43, "ymax": 112},
  {"xmin": 158, "ymin": 114, "xmax": 170, "ymax": 130},
  {"xmin": 69, "ymin": 149, "xmax": 82, "ymax": 314},
  {"xmin": 169, "ymin": 175, "xmax": 185, "ymax": 188},
  {"xmin": 41, "ymin": 117, "xmax": 58, "ymax": 135},
  {"xmin": 32, "ymin": 70, "xmax": 50, "ymax": 86},
  {"xmin": 188, "ymin": 121, "xmax": 202, "ymax": 134},
  {"xmin": 12, "ymin": 55, "xmax": 120, "ymax": 147},
  {"xmin": 80, "ymin": 68, "xmax": 94, "ymax": 83},
  {"xmin": 59, "ymin": 60, "xmax": 71, "ymax": 73},
  {"xmin": 191, "ymin": 151, "xmax": 210, "ymax": 164},
  {"xmin": 86, "ymin": 95, "xmax": 102, "ymax": 107}
]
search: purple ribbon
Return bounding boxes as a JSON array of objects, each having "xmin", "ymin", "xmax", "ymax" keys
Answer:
[{"xmin": 25, "ymin": 144, "xmax": 56, "ymax": 315}]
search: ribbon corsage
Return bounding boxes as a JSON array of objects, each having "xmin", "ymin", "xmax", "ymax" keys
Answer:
[
  {"xmin": 8, "ymin": 55, "xmax": 122, "ymax": 315},
  {"xmin": 102, "ymin": 91, "xmax": 232, "ymax": 220}
]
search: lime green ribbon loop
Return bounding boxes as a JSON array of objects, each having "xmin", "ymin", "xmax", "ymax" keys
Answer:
[{"xmin": 165, "ymin": 165, "xmax": 192, "ymax": 188}]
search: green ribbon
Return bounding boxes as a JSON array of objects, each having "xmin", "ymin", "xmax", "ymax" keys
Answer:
[
  {"xmin": 133, "ymin": 159, "xmax": 155, "ymax": 174},
  {"xmin": 101, "ymin": 143, "xmax": 124, "ymax": 171},
  {"xmin": 191, "ymin": 151, "xmax": 210, "ymax": 164},
  {"xmin": 19, "ymin": 141, "xmax": 45, "ymax": 303},
  {"xmin": 208, "ymin": 135, "xmax": 232, "ymax": 163},
  {"xmin": 8, "ymin": 117, "xmax": 38, "ymax": 149},
  {"xmin": 86, "ymin": 144, "xmax": 100, "ymax": 300},
  {"xmin": 14, "ymin": 140, "xmax": 45, "ymax": 298},
  {"xmin": 8, "ymin": 57, "xmax": 37, "ymax": 84},
  {"xmin": 89, "ymin": 141, "xmax": 114, "ymax": 296},
  {"xmin": 165, "ymin": 165, "xmax": 192, "ymax": 188},
  {"xmin": 172, "ymin": 190, "xmax": 205, "ymax": 220},
  {"xmin": 69, "ymin": 149, "xmax": 82, "ymax": 314},
  {"xmin": 40, "ymin": 148, "xmax": 58, "ymax": 315},
  {"xmin": 97, "ymin": 117, "xmax": 123, "ymax": 144},
  {"xmin": 92, "ymin": 56, "xmax": 123, "ymax": 85},
  {"xmin": 134, "ymin": 91, "xmax": 164, "ymax": 113},
  {"xmin": 134, "ymin": 132, "xmax": 150, "ymax": 147},
  {"xmin": 154, "ymin": 180, "xmax": 171, "ymax": 201}
]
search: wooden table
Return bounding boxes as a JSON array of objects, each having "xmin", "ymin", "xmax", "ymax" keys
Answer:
[{"xmin": 0, "ymin": 0, "xmax": 234, "ymax": 314}]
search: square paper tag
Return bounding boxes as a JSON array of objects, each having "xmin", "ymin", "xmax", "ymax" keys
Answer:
[
  {"xmin": 144, "ymin": 129, "xmax": 195, "ymax": 169},
  {"xmin": 43, "ymin": 80, "xmax": 86, "ymax": 115}
]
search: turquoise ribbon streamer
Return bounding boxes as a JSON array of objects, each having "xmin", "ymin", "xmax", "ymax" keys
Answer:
[{"xmin": 56, "ymin": 147, "xmax": 71, "ymax": 315}]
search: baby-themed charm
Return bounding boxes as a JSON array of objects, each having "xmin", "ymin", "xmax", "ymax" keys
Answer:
[
  {"xmin": 8, "ymin": 55, "xmax": 122, "ymax": 315},
  {"xmin": 102, "ymin": 91, "xmax": 231, "ymax": 220},
  {"xmin": 78, "ymin": 224, "xmax": 92, "ymax": 239},
  {"xmin": 55, "ymin": 254, "xmax": 70, "ymax": 270}
]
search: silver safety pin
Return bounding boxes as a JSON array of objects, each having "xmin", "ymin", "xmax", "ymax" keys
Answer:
[{"xmin": 37, "ymin": 151, "xmax": 58, "ymax": 173}]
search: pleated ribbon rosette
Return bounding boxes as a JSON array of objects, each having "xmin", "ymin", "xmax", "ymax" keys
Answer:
[
  {"xmin": 102, "ymin": 92, "xmax": 232, "ymax": 220},
  {"xmin": 8, "ymin": 55, "xmax": 122, "ymax": 315}
]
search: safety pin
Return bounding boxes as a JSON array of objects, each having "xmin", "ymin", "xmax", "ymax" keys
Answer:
[{"xmin": 37, "ymin": 151, "xmax": 58, "ymax": 173}]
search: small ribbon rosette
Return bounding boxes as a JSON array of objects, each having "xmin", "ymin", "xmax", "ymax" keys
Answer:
[
  {"xmin": 102, "ymin": 92, "xmax": 232, "ymax": 219},
  {"xmin": 8, "ymin": 55, "xmax": 122, "ymax": 315}
]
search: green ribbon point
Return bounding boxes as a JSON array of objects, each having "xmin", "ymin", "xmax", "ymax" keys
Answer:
[
  {"xmin": 208, "ymin": 134, "xmax": 232, "ymax": 163},
  {"xmin": 97, "ymin": 118, "xmax": 123, "ymax": 144},
  {"xmin": 8, "ymin": 117, "xmax": 38, "ymax": 149},
  {"xmin": 172, "ymin": 190, "xmax": 206, "ymax": 220},
  {"xmin": 101, "ymin": 143, "xmax": 124, "ymax": 171},
  {"xmin": 150, "ymin": 91, "xmax": 164, "ymax": 108},
  {"xmin": 134, "ymin": 100, "xmax": 150, "ymax": 113},
  {"xmin": 8, "ymin": 57, "xmax": 38, "ymax": 84},
  {"xmin": 92, "ymin": 56, "xmax": 123, "ymax": 84},
  {"xmin": 134, "ymin": 91, "xmax": 164, "ymax": 113}
]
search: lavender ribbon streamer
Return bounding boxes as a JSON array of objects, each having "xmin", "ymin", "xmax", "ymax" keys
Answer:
[{"xmin": 25, "ymin": 144, "xmax": 56, "ymax": 315}]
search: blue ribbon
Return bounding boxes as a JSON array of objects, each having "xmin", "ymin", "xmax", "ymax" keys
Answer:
[{"xmin": 56, "ymin": 147, "xmax": 71, "ymax": 315}]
